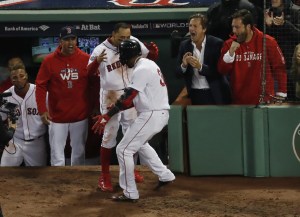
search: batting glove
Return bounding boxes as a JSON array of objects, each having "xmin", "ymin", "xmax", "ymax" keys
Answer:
[
  {"xmin": 144, "ymin": 41, "xmax": 159, "ymax": 61},
  {"xmin": 92, "ymin": 114, "xmax": 110, "ymax": 135}
]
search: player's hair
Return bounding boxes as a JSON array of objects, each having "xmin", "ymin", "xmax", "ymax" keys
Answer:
[
  {"xmin": 113, "ymin": 22, "xmax": 132, "ymax": 33},
  {"xmin": 7, "ymin": 57, "xmax": 25, "ymax": 72},
  {"xmin": 10, "ymin": 63, "xmax": 26, "ymax": 72},
  {"xmin": 231, "ymin": 9, "xmax": 254, "ymax": 28},
  {"xmin": 188, "ymin": 13, "xmax": 208, "ymax": 29}
]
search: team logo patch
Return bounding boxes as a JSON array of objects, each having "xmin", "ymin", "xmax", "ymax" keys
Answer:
[
  {"xmin": 292, "ymin": 123, "xmax": 300, "ymax": 162},
  {"xmin": 66, "ymin": 27, "xmax": 72, "ymax": 34}
]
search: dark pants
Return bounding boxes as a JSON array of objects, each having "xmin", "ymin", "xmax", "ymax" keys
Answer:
[{"xmin": 190, "ymin": 88, "xmax": 215, "ymax": 105}]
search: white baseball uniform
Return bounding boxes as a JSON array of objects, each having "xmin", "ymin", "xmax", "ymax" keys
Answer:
[
  {"xmin": 88, "ymin": 36, "xmax": 149, "ymax": 148},
  {"xmin": 0, "ymin": 84, "xmax": 47, "ymax": 166},
  {"xmin": 116, "ymin": 58, "xmax": 175, "ymax": 200}
]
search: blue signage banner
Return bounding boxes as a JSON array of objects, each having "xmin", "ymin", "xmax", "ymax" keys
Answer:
[
  {"xmin": 0, "ymin": 0, "xmax": 217, "ymax": 9},
  {"xmin": 0, "ymin": 21, "xmax": 189, "ymax": 37}
]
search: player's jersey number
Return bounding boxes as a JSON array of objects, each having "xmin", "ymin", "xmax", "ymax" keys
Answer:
[{"xmin": 157, "ymin": 69, "xmax": 166, "ymax": 86}]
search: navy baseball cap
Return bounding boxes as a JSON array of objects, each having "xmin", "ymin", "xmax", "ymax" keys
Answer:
[{"xmin": 60, "ymin": 26, "xmax": 77, "ymax": 39}]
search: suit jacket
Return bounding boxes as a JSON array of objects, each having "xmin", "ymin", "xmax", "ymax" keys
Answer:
[{"xmin": 175, "ymin": 35, "xmax": 231, "ymax": 104}]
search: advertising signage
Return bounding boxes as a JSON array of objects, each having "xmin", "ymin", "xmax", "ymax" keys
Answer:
[
  {"xmin": 0, "ymin": 0, "xmax": 216, "ymax": 9},
  {"xmin": 0, "ymin": 21, "xmax": 189, "ymax": 37}
]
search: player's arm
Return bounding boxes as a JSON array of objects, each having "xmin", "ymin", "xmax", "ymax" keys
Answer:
[
  {"xmin": 92, "ymin": 88, "xmax": 138, "ymax": 134},
  {"xmin": 144, "ymin": 42, "xmax": 159, "ymax": 61},
  {"xmin": 107, "ymin": 87, "xmax": 138, "ymax": 117},
  {"xmin": 35, "ymin": 61, "xmax": 51, "ymax": 116}
]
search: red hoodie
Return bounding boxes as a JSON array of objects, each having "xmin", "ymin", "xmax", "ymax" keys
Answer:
[
  {"xmin": 218, "ymin": 27, "xmax": 287, "ymax": 105},
  {"xmin": 35, "ymin": 46, "xmax": 93, "ymax": 123}
]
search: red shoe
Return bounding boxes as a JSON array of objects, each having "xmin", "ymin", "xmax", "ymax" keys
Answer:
[
  {"xmin": 98, "ymin": 173, "xmax": 113, "ymax": 192},
  {"xmin": 134, "ymin": 170, "xmax": 144, "ymax": 183}
]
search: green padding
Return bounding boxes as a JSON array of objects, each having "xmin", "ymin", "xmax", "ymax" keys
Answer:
[
  {"xmin": 242, "ymin": 107, "xmax": 269, "ymax": 177},
  {"xmin": 168, "ymin": 105, "xmax": 184, "ymax": 173},
  {"xmin": 187, "ymin": 106, "xmax": 243, "ymax": 176},
  {"xmin": 268, "ymin": 107, "xmax": 300, "ymax": 177}
]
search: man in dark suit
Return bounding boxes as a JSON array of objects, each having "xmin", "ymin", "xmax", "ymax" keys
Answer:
[{"xmin": 175, "ymin": 13, "xmax": 231, "ymax": 105}]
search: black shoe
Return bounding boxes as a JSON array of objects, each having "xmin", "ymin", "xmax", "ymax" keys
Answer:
[
  {"xmin": 111, "ymin": 194, "xmax": 138, "ymax": 203},
  {"xmin": 154, "ymin": 180, "xmax": 174, "ymax": 191}
]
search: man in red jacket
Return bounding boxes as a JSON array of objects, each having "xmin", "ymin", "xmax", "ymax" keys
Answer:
[
  {"xmin": 218, "ymin": 9, "xmax": 287, "ymax": 105},
  {"xmin": 35, "ymin": 26, "xmax": 97, "ymax": 166}
]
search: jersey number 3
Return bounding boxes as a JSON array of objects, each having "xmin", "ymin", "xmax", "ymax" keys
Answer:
[{"xmin": 157, "ymin": 69, "xmax": 166, "ymax": 86}]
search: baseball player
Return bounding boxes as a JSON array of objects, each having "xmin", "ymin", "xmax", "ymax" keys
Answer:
[
  {"xmin": 1, "ymin": 64, "xmax": 47, "ymax": 166},
  {"xmin": 92, "ymin": 39, "xmax": 175, "ymax": 202},
  {"xmin": 35, "ymin": 26, "xmax": 98, "ymax": 166},
  {"xmin": 87, "ymin": 22, "xmax": 159, "ymax": 192}
]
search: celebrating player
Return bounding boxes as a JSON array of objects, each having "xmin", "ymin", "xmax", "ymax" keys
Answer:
[
  {"xmin": 87, "ymin": 22, "xmax": 159, "ymax": 192},
  {"xmin": 92, "ymin": 39, "xmax": 175, "ymax": 202},
  {"xmin": 1, "ymin": 64, "xmax": 47, "ymax": 166}
]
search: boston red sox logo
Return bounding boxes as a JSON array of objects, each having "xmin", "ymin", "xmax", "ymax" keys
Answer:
[
  {"xmin": 109, "ymin": 0, "xmax": 189, "ymax": 7},
  {"xmin": 292, "ymin": 123, "xmax": 300, "ymax": 162},
  {"xmin": 66, "ymin": 27, "xmax": 72, "ymax": 34}
]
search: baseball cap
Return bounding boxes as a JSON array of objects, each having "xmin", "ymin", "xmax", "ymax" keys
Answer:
[{"xmin": 60, "ymin": 26, "xmax": 77, "ymax": 39}]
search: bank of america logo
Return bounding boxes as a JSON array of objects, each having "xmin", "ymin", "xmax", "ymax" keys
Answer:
[{"xmin": 39, "ymin": 25, "xmax": 50, "ymax": 31}]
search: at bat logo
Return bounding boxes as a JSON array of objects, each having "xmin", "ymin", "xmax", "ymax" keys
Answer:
[
  {"xmin": 109, "ymin": 0, "xmax": 189, "ymax": 7},
  {"xmin": 292, "ymin": 123, "xmax": 300, "ymax": 162}
]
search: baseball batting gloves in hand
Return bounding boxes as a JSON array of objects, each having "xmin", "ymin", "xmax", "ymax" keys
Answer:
[
  {"xmin": 144, "ymin": 41, "xmax": 159, "ymax": 61},
  {"xmin": 92, "ymin": 114, "xmax": 110, "ymax": 135}
]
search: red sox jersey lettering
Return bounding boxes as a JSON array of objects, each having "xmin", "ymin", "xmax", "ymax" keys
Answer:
[{"xmin": 106, "ymin": 61, "xmax": 122, "ymax": 72}]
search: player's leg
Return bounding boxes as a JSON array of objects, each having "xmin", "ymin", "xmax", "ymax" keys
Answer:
[
  {"xmin": 0, "ymin": 138, "xmax": 24, "ymax": 166},
  {"xmin": 115, "ymin": 111, "xmax": 169, "ymax": 200},
  {"xmin": 23, "ymin": 136, "xmax": 47, "ymax": 166},
  {"xmin": 98, "ymin": 89, "xmax": 122, "ymax": 192},
  {"xmin": 120, "ymin": 108, "xmax": 144, "ymax": 183},
  {"xmin": 98, "ymin": 113, "xmax": 120, "ymax": 192},
  {"xmin": 137, "ymin": 111, "xmax": 175, "ymax": 182},
  {"xmin": 49, "ymin": 122, "xmax": 68, "ymax": 166},
  {"xmin": 69, "ymin": 119, "xmax": 88, "ymax": 166},
  {"xmin": 116, "ymin": 132, "xmax": 141, "ymax": 200}
]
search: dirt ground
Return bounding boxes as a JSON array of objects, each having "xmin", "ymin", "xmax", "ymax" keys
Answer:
[{"xmin": 0, "ymin": 166, "xmax": 300, "ymax": 217}]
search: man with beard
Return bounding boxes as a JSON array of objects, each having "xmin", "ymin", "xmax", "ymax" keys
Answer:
[
  {"xmin": 175, "ymin": 13, "xmax": 231, "ymax": 105},
  {"xmin": 218, "ymin": 9, "xmax": 287, "ymax": 105},
  {"xmin": 1, "ymin": 64, "xmax": 47, "ymax": 166}
]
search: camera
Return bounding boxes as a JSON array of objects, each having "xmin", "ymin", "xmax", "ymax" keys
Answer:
[{"xmin": 0, "ymin": 92, "xmax": 19, "ymax": 148}]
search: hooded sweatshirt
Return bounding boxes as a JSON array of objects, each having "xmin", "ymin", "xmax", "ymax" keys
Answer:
[
  {"xmin": 218, "ymin": 27, "xmax": 287, "ymax": 105},
  {"xmin": 35, "ymin": 46, "xmax": 91, "ymax": 123}
]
